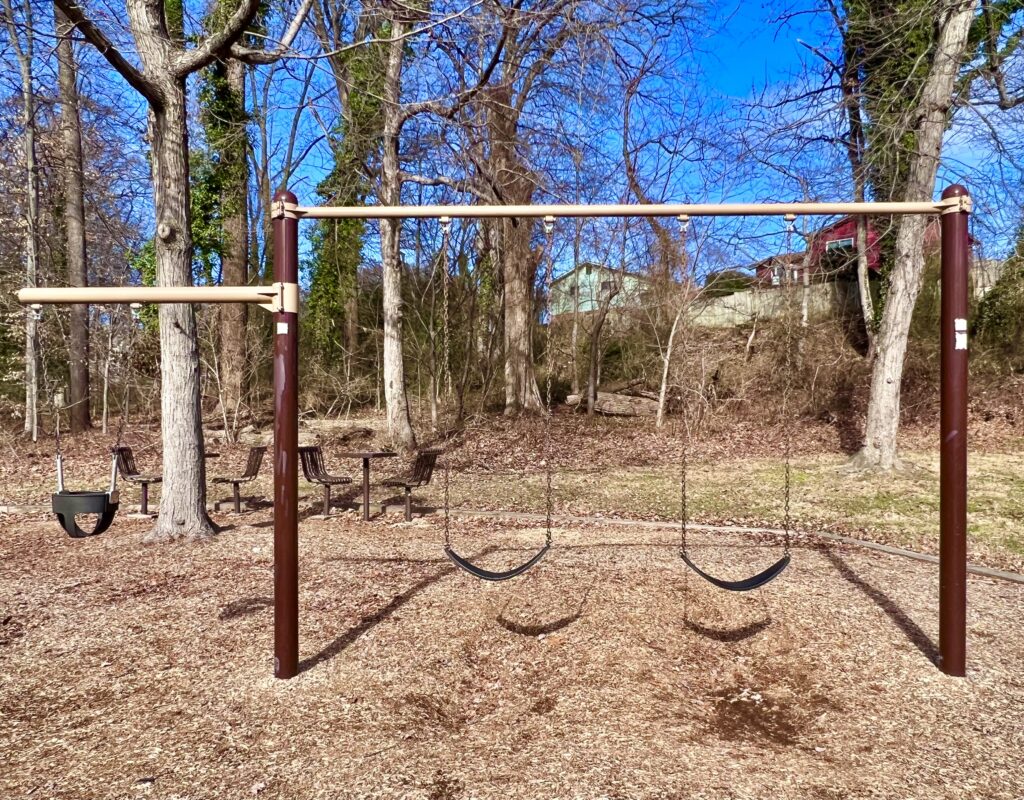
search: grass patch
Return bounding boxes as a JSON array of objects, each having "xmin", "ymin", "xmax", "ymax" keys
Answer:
[{"xmin": 427, "ymin": 450, "xmax": 1024, "ymax": 565}]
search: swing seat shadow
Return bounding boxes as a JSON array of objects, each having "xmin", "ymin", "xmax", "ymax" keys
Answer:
[
  {"xmin": 495, "ymin": 587, "xmax": 592, "ymax": 637},
  {"xmin": 684, "ymin": 618, "xmax": 774, "ymax": 643}
]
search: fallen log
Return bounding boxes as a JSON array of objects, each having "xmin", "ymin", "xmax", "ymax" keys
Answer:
[{"xmin": 565, "ymin": 391, "xmax": 659, "ymax": 417}]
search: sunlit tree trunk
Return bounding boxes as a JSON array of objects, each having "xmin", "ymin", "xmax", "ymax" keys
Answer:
[
  {"xmin": 148, "ymin": 89, "xmax": 213, "ymax": 540},
  {"xmin": 379, "ymin": 18, "xmax": 416, "ymax": 449},
  {"xmin": 3, "ymin": 0, "xmax": 39, "ymax": 440},
  {"xmin": 855, "ymin": 0, "xmax": 976, "ymax": 470}
]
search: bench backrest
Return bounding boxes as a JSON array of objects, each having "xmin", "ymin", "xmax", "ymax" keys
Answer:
[
  {"xmin": 298, "ymin": 446, "xmax": 326, "ymax": 482},
  {"xmin": 243, "ymin": 446, "xmax": 267, "ymax": 480},
  {"xmin": 112, "ymin": 446, "xmax": 140, "ymax": 478},
  {"xmin": 411, "ymin": 449, "xmax": 441, "ymax": 485}
]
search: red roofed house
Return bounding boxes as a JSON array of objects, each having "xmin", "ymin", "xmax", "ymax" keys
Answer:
[{"xmin": 753, "ymin": 216, "xmax": 973, "ymax": 288}]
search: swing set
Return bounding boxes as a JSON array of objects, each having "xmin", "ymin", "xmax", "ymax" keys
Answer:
[{"xmin": 17, "ymin": 186, "xmax": 973, "ymax": 680}]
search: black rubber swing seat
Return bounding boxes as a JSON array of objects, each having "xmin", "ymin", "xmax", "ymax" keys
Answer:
[
  {"xmin": 444, "ymin": 543, "xmax": 550, "ymax": 582},
  {"xmin": 51, "ymin": 490, "xmax": 119, "ymax": 539},
  {"xmin": 680, "ymin": 551, "xmax": 790, "ymax": 592}
]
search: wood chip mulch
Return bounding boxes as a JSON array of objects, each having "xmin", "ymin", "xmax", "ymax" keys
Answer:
[{"xmin": 2, "ymin": 509, "xmax": 1022, "ymax": 799}]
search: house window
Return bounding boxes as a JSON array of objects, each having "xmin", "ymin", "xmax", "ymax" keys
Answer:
[
  {"xmin": 568, "ymin": 285, "xmax": 577, "ymax": 298},
  {"xmin": 826, "ymin": 237, "xmax": 854, "ymax": 251},
  {"xmin": 601, "ymin": 280, "xmax": 617, "ymax": 292}
]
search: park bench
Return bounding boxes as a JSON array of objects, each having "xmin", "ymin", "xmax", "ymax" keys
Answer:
[
  {"xmin": 212, "ymin": 446, "xmax": 266, "ymax": 513},
  {"xmin": 382, "ymin": 448, "xmax": 442, "ymax": 521},
  {"xmin": 111, "ymin": 446, "xmax": 161, "ymax": 515},
  {"xmin": 298, "ymin": 446, "xmax": 352, "ymax": 516}
]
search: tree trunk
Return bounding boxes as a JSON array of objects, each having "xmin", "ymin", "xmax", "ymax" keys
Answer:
[
  {"xmin": 4, "ymin": 0, "xmax": 39, "ymax": 439},
  {"xmin": 855, "ymin": 216, "xmax": 876, "ymax": 359},
  {"xmin": 487, "ymin": 77, "xmax": 542, "ymax": 416},
  {"xmin": 217, "ymin": 58, "xmax": 249, "ymax": 440},
  {"xmin": 586, "ymin": 301, "xmax": 612, "ymax": 415},
  {"xmin": 55, "ymin": 5, "xmax": 92, "ymax": 433},
  {"xmin": 856, "ymin": 0, "xmax": 976, "ymax": 471},
  {"xmin": 502, "ymin": 217, "xmax": 544, "ymax": 414},
  {"xmin": 379, "ymin": 19, "xmax": 416, "ymax": 449},
  {"xmin": 148, "ymin": 85, "xmax": 214, "ymax": 540},
  {"xmin": 657, "ymin": 306, "xmax": 684, "ymax": 428},
  {"xmin": 837, "ymin": 6, "xmax": 876, "ymax": 360},
  {"xmin": 345, "ymin": 293, "xmax": 358, "ymax": 355}
]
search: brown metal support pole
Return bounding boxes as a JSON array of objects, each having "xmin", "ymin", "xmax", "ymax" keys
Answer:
[
  {"xmin": 939, "ymin": 184, "xmax": 970, "ymax": 677},
  {"xmin": 273, "ymin": 190, "xmax": 300, "ymax": 679}
]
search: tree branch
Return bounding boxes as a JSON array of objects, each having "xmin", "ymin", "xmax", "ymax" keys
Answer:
[
  {"xmin": 399, "ymin": 16, "xmax": 508, "ymax": 122},
  {"xmin": 53, "ymin": 0, "xmax": 163, "ymax": 105},
  {"xmin": 229, "ymin": 0, "xmax": 317, "ymax": 64},
  {"xmin": 173, "ymin": 0, "xmax": 262, "ymax": 77}
]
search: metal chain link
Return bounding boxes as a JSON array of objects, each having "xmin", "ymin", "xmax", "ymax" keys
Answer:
[
  {"xmin": 542, "ymin": 216, "xmax": 556, "ymax": 547},
  {"xmin": 675, "ymin": 215, "xmax": 690, "ymax": 556},
  {"xmin": 439, "ymin": 218, "xmax": 453, "ymax": 549},
  {"xmin": 782, "ymin": 215, "xmax": 796, "ymax": 556},
  {"xmin": 112, "ymin": 303, "xmax": 143, "ymax": 452},
  {"xmin": 30, "ymin": 305, "xmax": 61, "ymax": 456}
]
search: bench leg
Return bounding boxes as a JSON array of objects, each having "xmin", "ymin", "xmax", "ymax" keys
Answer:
[
  {"xmin": 233, "ymin": 482, "xmax": 241, "ymax": 514},
  {"xmin": 405, "ymin": 487, "xmax": 412, "ymax": 522},
  {"xmin": 323, "ymin": 484, "xmax": 331, "ymax": 517},
  {"xmin": 141, "ymin": 482, "xmax": 149, "ymax": 515}
]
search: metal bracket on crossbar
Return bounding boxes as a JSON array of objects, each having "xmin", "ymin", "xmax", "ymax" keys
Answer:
[
  {"xmin": 271, "ymin": 199, "xmax": 300, "ymax": 220},
  {"xmin": 259, "ymin": 282, "xmax": 300, "ymax": 314},
  {"xmin": 940, "ymin": 194, "xmax": 972, "ymax": 214}
]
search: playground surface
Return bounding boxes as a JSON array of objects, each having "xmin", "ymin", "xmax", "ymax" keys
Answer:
[{"xmin": 2, "ymin": 510, "xmax": 1022, "ymax": 799}]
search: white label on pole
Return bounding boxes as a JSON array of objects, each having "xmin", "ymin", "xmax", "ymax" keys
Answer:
[
  {"xmin": 276, "ymin": 321, "xmax": 289, "ymax": 335},
  {"xmin": 955, "ymin": 317, "xmax": 968, "ymax": 350}
]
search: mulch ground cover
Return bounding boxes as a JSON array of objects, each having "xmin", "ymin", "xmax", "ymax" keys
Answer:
[{"xmin": 2, "ymin": 508, "xmax": 1022, "ymax": 799}]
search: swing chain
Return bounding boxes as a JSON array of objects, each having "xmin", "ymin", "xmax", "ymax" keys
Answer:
[
  {"xmin": 439, "ymin": 217, "xmax": 452, "ymax": 403},
  {"xmin": 676, "ymin": 215, "xmax": 690, "ymax": 555},
  {"xmin": 439, "ymin": 218, "xmax": 453, "ymax": 549},
  {"xmin": 32, "ymin": 306, "xmax": 62, "ymax": 457},
  {"xmin": 782, "ymin": 214, "xmax": 797, "ymax": 556},
  {"xmin": 111, "ymin": 303, "xmax": 143, "ymax": 453},
  {"xmin": 542, "ymin": 215, "xmax": 556, "ymax": 547}
]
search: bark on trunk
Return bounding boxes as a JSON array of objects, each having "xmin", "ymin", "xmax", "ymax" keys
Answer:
[
  {"xmin": 4, "ymin": 0, "xmax": 39, "ymax": 439},
  {"xmin": 657, "ymin": 307, "xmax": 684, "ymax": 428},
  {"xmin": 56, "ymin": 5, "xmax": 92, "ymax": 433},
  {"xmin": 856, "ymin": 0, "xmax": 976, "ymax": 471},
  {"xmin": 488, "ymin": 78, "xmax": 542, "ymax": 415},
  {"xmin": 837, "ymin": 6, "xmax": 876, "ymax": 359},
  {"xmin": 217, "ymin": 59, "xmax": 249, "ymax": 440},
  {"xmin": 379, "ymin": 19, "xmax": 416, "ymax": 449},
  {"xmin": 855, "ymin": 216, "xmax": 876, "ymax": 359},
  {"xmin": 502, "ymin": 217, "xmax": 544, "ymax": 414},
  {"xmin": 148, "ymin": 85, "xmax": 214, "ymax": 540},
  {"xmin": 586, "ymin": 302, "xmax": 612, "ymax": 415}
]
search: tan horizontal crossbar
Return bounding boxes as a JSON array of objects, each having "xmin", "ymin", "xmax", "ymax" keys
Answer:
[
  {"xmin": 274, "ymin": 197, "xmax": 968, "ymax": 221},
  {"xmin": 16, "ymin": 283, "xmax": 300, "ymax": 314}
]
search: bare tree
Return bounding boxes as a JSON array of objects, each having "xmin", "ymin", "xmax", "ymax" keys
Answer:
[
  {"xmin": 56, "ymin": 0, "xmax": 312, "ymax": 539},
  {"xmin": 853, "ymin": 0, "xmax": 977, "ymax": 470},
  {"xmin": 2, "ymin": 0, "xmax": 40, "ymax": 440}
]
